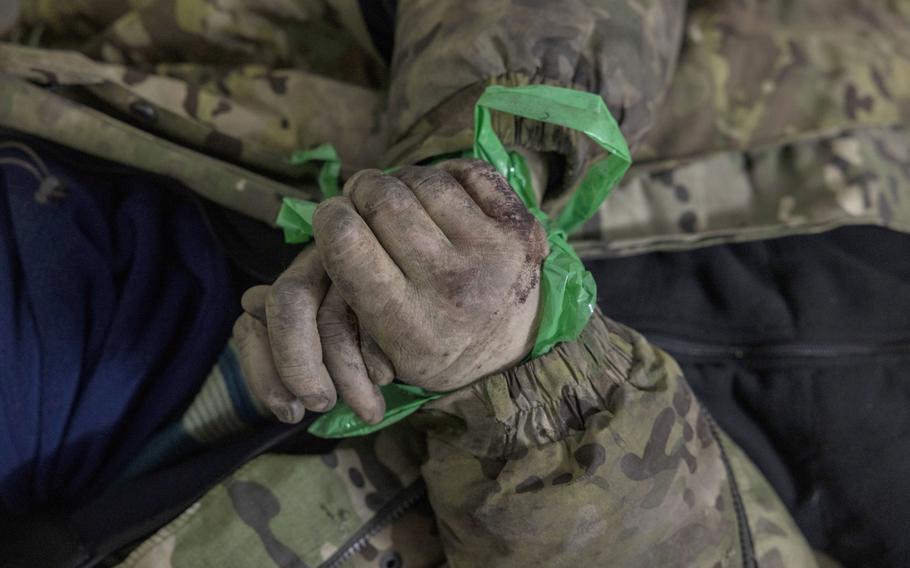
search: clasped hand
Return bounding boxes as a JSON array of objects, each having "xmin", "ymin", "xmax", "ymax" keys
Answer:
[{"xmin": 233, "ymin": 160, "xmax": 548, "ymax": 424}]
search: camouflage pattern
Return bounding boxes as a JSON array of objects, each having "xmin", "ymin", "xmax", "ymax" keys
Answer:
[
  {"xmin": 636, "ymin": 0, "xmax": 910, "ymax": 161},
  {"xmin": 384, "ymin": 0, "xmax": 685, "ymax": 181},
  {"xmin": 414, "ymin": 312, "xmax": 815, "ymax": 567},
  {"xmin": 719, "ymin": 429, "xmax": 819, "ymax": 568},
  {"xmin": 119, "ymin": 313, "xmax": 817, "ymax": 567},
  {"xmin": 0, "ymin": 73, "xmax": 314, "ymax": 225},
  {"xmin": 566, "ymin": 0, "xmax": 910, "ymax": 257},
  {"xmin": 3, "ymin": 0, "xmax": 909, "ymax": 254},
  {"xmin": 573, "ymin": 125, "xmax": 910, "ymax": 258},
  {"xmin": 117, "ymin": 424, "xmax": 444, "ymax": 568},
  {"xmin": 0, "ymin": 42, "xmax": 387, "ymax": 175}
]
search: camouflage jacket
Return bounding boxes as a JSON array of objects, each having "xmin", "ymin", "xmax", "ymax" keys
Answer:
[
  {"xmin": 3, "ymin": 0, "xmax": 908, "ymax": 259},
  {"xmin": 2, "ymin": 1, "xmax": 909, "ymax": 566},
  {"xmin": 118, "ymin": 313, "xmax": 816, "ymax": 568}
]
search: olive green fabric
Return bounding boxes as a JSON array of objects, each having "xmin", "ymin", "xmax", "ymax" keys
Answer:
[
  {"xmin": 577, "ymin": 125, "xmax": 910, "ymax": 258},
  {"xmin": 579, "ymin": 0, "xmax": 910, "ymax": 257},
  {"xmin": 4, "ymin": 1, "xmax": 909, "ymax": 254}
]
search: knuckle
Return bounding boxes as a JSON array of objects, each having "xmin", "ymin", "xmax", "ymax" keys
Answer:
[
  {"xmin": 240, "ymin": 286, "xmax": 271, "ymax": 322},
  {"xmin": 240, "ymin": 285, "xmax": 268, "ymax": 313},
  {"xmin": 261, "ymin": 390, "xmax": 292, "ymax": 410},
  {"xmin": 317, "ymin": 302, "xmax": 354, "ymax": 329},
  {"xmin": 359, "ymin": 183, "xmax": 414, "ymax": 217},
  {"xmin": 460, "ymin": 158, "xmax": 500, "ymax": 181},
  {"xmin": 268, "ymin": 278, "xmax": 309, "ymax": 308},
  {"xmin": 315, "ymin": 208, "xmax": 364, "ymax": 252},
  {"xmin": 274, "ymin": 364, "xmax": 317, "ymax": 388},
  {"xmin": 396, "ymin": 166, "xmax": 455, "ymax": 191},
  {"xmin": 412, "ymin": 170, "xmax": 458, "ymax": 196},
  {"xmin": 232, "ymin": 315, "xmax": 249, "ymax": 339},
  {"xmin": 317, "ymin": 310, "xmax": 357, "ymax": 346},
  {"xmin": 391, "ymin": 165, "xmax": 430, "ymax": 182},
  {"xmin": 342, "ymin": 168, "xmax": 384, "ymax": 197},
  {"xmin": 232, "ymin": 314, "xmax": 264, "ymax": 346},
  {"xmin": 326, "ymin": 221, "xmax": 363, "ymax": 254},
  {"xmin": 313, "ymin": 197, "xmax": 352, "ymax": 233},
  {"xmin": 452, "ymin": 157, "xmax": 492, "ymax": 171},
  {"xmin": 318, "ymin": 323, "xmax": 351, "ymax": 346}
]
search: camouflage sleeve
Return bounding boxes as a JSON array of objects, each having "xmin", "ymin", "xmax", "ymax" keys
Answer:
[
  {"xmin": 384, "ymin": 0, "xmax": 686, "ymax": 206},
  {"xmin": 413, "ymin": 311, "xmax": 818, "ymax": 567}
]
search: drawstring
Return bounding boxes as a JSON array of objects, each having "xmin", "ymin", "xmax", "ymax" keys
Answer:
[{"xmin": 0, "ymin": 141, "xmax": 65, "ymax": 204}]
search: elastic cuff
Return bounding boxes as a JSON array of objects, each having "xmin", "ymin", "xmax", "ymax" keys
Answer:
[{"xmin": 415, "ymin": 312, "xmax": 636, "ymax": 458}]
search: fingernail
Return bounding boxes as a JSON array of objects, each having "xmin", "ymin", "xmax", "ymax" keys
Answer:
[
  {"xmin": 274, "ymin": 401, "xmax": 305, "ymax": 424},
  {"xmin": 366, "ymin": 389, "xmax": 386, "ymax": 424},
  {"xmin": 302, "ymin": 395, "xmax": 331, "ymax": 412}
]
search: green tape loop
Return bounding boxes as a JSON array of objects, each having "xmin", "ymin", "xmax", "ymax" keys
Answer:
[
  {"xmin": 473, "ymin": 85, "xmax": 630, "ymax": 356},
  {"xmin": 474, "ymin": 85, "xmax": 631, "ymax": 234}
]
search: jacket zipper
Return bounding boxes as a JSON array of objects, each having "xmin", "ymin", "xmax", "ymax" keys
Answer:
[
  {"xmin": 705, "ymin": 412, "xmax": 757, "ymax": 568},
  {"xmin": 645, "ymin": 334, "xmax": 910, "ymax": 360},
  {"xmin": 319, "ymin": 479, "xmax": 428, "ymax": 568}
]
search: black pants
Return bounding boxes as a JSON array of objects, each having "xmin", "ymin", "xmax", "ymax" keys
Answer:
[{"xmin": 590, "ymin": 226, "xmax": 910, "ymax": 568}]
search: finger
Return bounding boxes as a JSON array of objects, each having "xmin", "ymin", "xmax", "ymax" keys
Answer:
[
  {"xmin": 317, "ymin": 286, "xmax": 386, "ymax": 424},
  {"xmin": 437, "ymin": 159, "xmax": 531, "ymax": 223},
  {"xmin": 343, "ymin": 169, "xmax": 452, "ymax": 279},
  {"xmin": 233, "ymin": 314, "xmax": 305, "ymax": 423},
  {"xmin": 241, "ymin": 285, "xmax": 270, "ymax": 321},
  {"xmin": 266, "ymin": 247, "xmax": 337, "ymax": 412},
  {"xmin": 360, "ymin": 331, "xmax": 395, "ymax": 386},
  {"xmin": 390, "ymin": 165, "xmax": 490, "ymax": 242},
  {"xmin": 312, "ymin": 197, "xmax": 412, "ymax": 328}
]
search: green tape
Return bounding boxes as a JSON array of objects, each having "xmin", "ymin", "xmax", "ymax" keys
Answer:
[
  {"xmin": 307, "ymin": 384, "xmax": 443, "ymax": 439},
  {"xmin": 473, "ymin": 85, "xmax": 630, "ymax": 356},
  {"xmin": 304, "ymin": 85, "xmax": 631, "ymax": 438},
  {"xmin": 291, "ymin": 142, "xmax": 341, "ymax": 198},
  {"xmin": 474, "ymin": 85, "xmax": 631, "ymax": 234},
  {"xmin": 276, "ymin": 197, "xmax": 317, "ymax": 244},
  {"xmin": 274, "ymin": 143, "xmax": 341, "ymax": 243}
]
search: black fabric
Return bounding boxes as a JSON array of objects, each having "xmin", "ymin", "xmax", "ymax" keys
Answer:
[
  {"xmin": 358, "ymin": 0, "xmax": 397, "ymax": 65},
  {"xmin": 590, "ymin": 225, "xmax": 910, "ymax": 568},
  {"xmin": 199, "ymin": 198, "xmax": 300, "ymax": 286},
  {"xmin": 0, "ymin": 420, "xmax": 317, "ymax": 568}
]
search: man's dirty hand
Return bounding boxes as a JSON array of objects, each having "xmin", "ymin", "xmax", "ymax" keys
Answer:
[
  {"xmin": 235, "ymin": 159, "xmax": 548, "ymax": 425},
  {"xmin": 232, "ymin": 251, "xmax": 395, "ymax": 426},
  {"xmin": 315, "ymin": 159, "xmax": 548, "ymax": 391}
]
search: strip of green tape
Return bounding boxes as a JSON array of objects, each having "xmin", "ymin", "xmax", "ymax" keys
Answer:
[
  {"xmin": 473, "ymin": 85, "xmax": 630, "ymax": 356},
  {"xmin": 307, "ymin": 384, "xmax": 443, "ymax": 439},
  {"xmin": 275, "ymin": 143, "xmax": 341, "ymax": 243},
  {"xmin": 307, "ymin": 85, "xmax": 630, "ymax": 438},
  {"xmin": 474, "ymin": 85, "xmax": 631, "ymax": 234}
]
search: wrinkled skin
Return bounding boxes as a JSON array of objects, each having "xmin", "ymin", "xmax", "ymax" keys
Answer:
[{"xmin": 233, "ymin": 159, "xmax": 548, "ymax": 424}]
